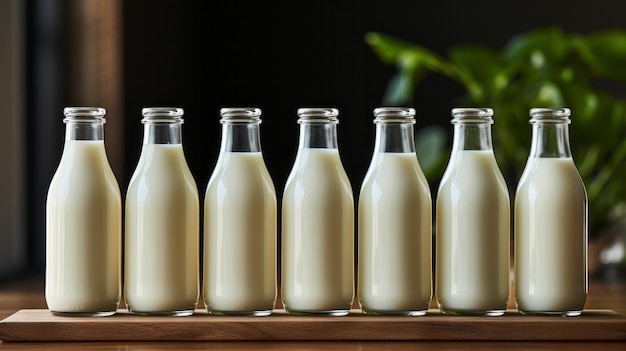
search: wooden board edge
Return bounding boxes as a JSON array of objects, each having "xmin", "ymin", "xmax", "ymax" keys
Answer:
[{"xmin": 1, "ymin": 308, "xmax": 625, "ymax": 342}]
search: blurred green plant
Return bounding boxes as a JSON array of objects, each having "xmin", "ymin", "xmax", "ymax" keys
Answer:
[{"xmin": 366, "ymin": 27, "xmax": 626, "ymax": 238}]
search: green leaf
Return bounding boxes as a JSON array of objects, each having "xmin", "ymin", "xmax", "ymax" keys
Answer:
[
  {"xmin": 609, "ymin": 100, "xmax": 626, "ymax": 131},
  {"xmin": 448, "ymin": 45, "xmax": 507, "ymax": 99},
  {"xmin": 365, "ymin": 31, "xmax": 446, "ymax": 71},
  {"xmin": 365, "ymin": 31, "xmax": 410, "ymax": 65},
  {"xmin": 382, "ymin": 70, "xmax": 414, "ymax": 105},
  {"xmin": 415, "ymin": 125, "xmax": 448, "ymax": 180},
  {"xmin": 586, "ymin": 138, "xmax": 626, "ymax": 208},
  {"xmin": 562, "ymin": 84, "xmax": 626, "ymax": 149},
  {"xmin": 527, "ymin": 80, "xmax": 565, "ymax": 106},
  {"xmin": 366, "ymin": 27, "xmax": 626, "ymax": 237},
  {"xmin": 560, "ymin": 81, "xmax": 601, "ymax": 123},
  {"xmin": 503, "ymin": 27, "xmax": 570, "ymax": 64},
  {"xmin": 575, "ymin": 30, "xmax": 626, "ymax": 80},
  {"xmin": 366, "ymin": 31, "xmax": 473, "ymax": 105},
  {"xmin": 365, "ymin": 31, "xmax": 467, "ymax": 84},
  {"xmin": 576, "ymin": 145, "xmax": 600, "ymax": 184}
]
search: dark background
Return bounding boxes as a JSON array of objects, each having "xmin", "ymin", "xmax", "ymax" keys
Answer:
[
  {"xmin": 24, "ymin": 0, "xmax": 626, "ymax": 271},
  {"xmin": 121, "ymin": 0, "xmax": 626, "ymax": 196}
]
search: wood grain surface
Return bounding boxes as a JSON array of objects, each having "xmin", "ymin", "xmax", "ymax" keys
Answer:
[{"xmin": 1, "ymin": 308, "xmax": 625, "ymax": 342}]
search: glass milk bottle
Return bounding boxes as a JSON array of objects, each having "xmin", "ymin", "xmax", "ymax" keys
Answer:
[
  {"xmin": 515, "ymin": 107, "xmax": 588, "ymax": 316},
  {"xmin": 358, "ymin": 107, "xmax": 432, "ymax": 316},
  {"xmin": 45, "ymin": 107, "xmax": 121, "ymax": 316},
  {"xmin": 125, "ymin": 107, "xmax": 200, "ymax": 316},
  {"xmin": 281, "ymin": 107, "xmax": 355, "ymax": 316},
  {"xmin": 435, "ymin": 107, "xmax": 510, "ymax": 316},
  {"xmin": 204, "ymin": 107, "xmax": 277, "ymax": 316}
]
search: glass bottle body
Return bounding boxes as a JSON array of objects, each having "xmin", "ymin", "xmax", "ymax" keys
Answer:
[
  {"xmin": 514, "ymin": 108, "xmax": 588, "ymax": 317},
  {"xmin": 203, "ymin": 107, "xmax": 277, "ymax": 316},
  {"xmin": 45, "ymin": 107, "xmax": 122, "ymax": 316},
  {"xmin": 435, "ymin": 108, "xmax": 510, "ymax": 316},
  {"xmin": 281, "ymin": 108, "xmax": 355, "ymax": 316},
  {"xmin": 358, "ymin": 107, "xmax": 432, "ymax": 316},
  {"xmin": 124, "ymin": 107, "xmax": 199, "ymax": 316}
]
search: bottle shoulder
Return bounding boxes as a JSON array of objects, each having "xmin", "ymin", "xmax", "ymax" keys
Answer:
[
  {"xmin": 47, "ymin": 142, "xmax": 121, "ymax": 203},
  {"xmin": 127, "ymin": 144, "xmax": 198, "ymax": 193},
  {"xmin": 516, "ymin": 157, "xmax": 586, "ymax": 194},
  {"xmin": 130, "ymin": 144, "xmax": 192, "ymax": 172},
  {"xmin": 206, "ymin": 152, "xmax": 276, "ymax": 194},
  {"xmin": 361, "ymin": 152, "xmax": 430, "ymax": 191},
  {"xmin": 437, "ymin": 150, "xmax": 510, "ymax": 205},
  {"xmin": 286, "ymin": 148, "xmax": 349, "ymax": 177},
  {"xmin": 51, "ymin": 141, "xmax": 119, "ymax": 182},
  {"xmin": 283, "ymin": 149, "xmax": 353, "ymax": 201},
  {"xmin": 440, "ymin": 150, "xmax": 506, "ymax": 181}
]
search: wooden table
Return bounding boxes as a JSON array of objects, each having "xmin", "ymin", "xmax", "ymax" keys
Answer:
[{"xmin": 1, "ymin": 275, "xmax": 625, "ymax": 350}]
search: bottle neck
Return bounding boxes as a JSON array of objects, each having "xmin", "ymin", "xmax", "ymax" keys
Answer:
[
  {"xmin": 529, "ymin": 122, "xmax": 572, "ymax": 158},
  {"xmin": 298, "ymin": 122, "xmax": 338, "ymax": 149},
  {"xmin": 143, "ymin": 123, "xmax": 182, "ymax": 145},
  {"xmin": 220, "ymin": 123, "xmax": 261, "ymax": 152},
  {"xmin": 451, "ymin": 123, "xmax": 493, "ymax": 152},
  {"xmin": 65, "ymin": 122, "xmax": 104, "ymax": 141},
  {"xmin": 374, "ymin": 123, "xmax": 415, "ymax": 153}
]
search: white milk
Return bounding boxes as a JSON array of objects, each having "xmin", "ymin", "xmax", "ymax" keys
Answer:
[
  {"xmin": 436, "ymin": 150, "xmax": 510, "ymax": 314},
  {"xmin": 125, "ymin": 144, "xmax": 199, "ymax": 314},
  {"xmin": 358, "ymin": 152, "xmax": 432, "ymax": 315},
  {"xmin": 46, "ymin": 140, "xmax": 121, "ymax": 315},
  {"xmin": 203, "ymin": 152, "xmax": 277, "ymax": 315},
  {"xmin": 281, "ymin": 148, "xmax": 354, "ymax": 314},
  {"xmin": 514, "ymin": 157, "xmax": 587, "ymax": 315}
]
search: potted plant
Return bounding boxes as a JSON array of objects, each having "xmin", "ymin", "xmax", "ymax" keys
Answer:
[{"xmin": 366, "ymin": 27, "xmax": 626, "ymax": 279}]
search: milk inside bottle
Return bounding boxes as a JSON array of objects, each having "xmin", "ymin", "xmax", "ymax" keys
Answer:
[
  {"xmin": 124, "ymin": 107, "xmax": 199, "ymax": 316},
  {"xmin": 435, "ymin": 107, "xmax": 510, "ymax": 316},
  {"xmin": 515, "ymin": 107, "xmax": 588, "ymax": 316},
  {"xmin": 358, "ymin": 107, "xmax": 432, "ymax": 316},
  {"xmin": 281, "ymin": 107, "xmax": 354, "ymax": 316},
  {"xmin": 45, "ymin": 107, "xmax": 122, "ymax": 316},
  {"xmin": 204, "ymin": 107, "xmax": 277, "ymax": 316}
]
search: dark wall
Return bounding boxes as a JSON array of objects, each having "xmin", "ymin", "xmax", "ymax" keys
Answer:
[
  {"xmin": 122, "ymin": 0, "xmax": 626, "ymax": 198},
  {"xmin": 122, "ymin": 1, "xmax": 395, "ymax": 196},
  {"xmin": 25, "ymin": 0, "xmax": 626, "ymax": 271}
]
